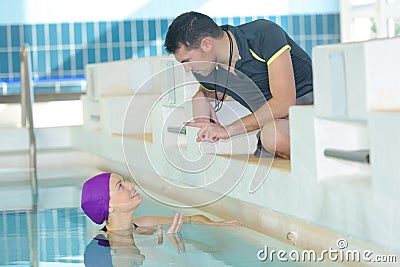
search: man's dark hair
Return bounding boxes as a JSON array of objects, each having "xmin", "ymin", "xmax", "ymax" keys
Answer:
[{"xmin": 164, "ymin": 11, "xmax": 223, "ymax": 54}]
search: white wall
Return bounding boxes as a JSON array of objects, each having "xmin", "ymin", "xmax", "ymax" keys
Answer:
[{"xmin": 0, "ymin": 0, "xmax": 340, "ymax": 24}]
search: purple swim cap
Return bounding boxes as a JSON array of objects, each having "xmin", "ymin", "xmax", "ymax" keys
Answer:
[{"xmin": 81, "ymin": 173, "xmax": 111, "ymax": 224}]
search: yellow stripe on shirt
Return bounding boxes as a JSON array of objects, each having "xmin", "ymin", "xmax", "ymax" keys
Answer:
[
  {"xmin": 249, "ymin": 49, "xmax": 266, "ymax": 63},
  {"xmin": 200, "ymin": 84, "xmax": 215, "ymax": 92},
  {"xmin": 267, "ymin": 45, "xmax": 291, "ymax": 66}
]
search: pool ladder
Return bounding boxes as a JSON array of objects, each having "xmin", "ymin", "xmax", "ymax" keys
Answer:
[{"xmin": 20, "ymin": 45, "xmax": 39, "ymax": 267}]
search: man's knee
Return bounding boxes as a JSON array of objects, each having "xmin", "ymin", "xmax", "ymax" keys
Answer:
[
  {"xmin": 260, "ymin": 121, "xmax": 277, "ymax": 153},
  {"xmin": 260, "ymin": 120, "xmax": 290, "ymax": 158}
]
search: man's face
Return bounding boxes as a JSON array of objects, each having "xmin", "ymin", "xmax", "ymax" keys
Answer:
[{"xmin": 174, "ymin": 43, "xmax": 216, "ymax": 77}]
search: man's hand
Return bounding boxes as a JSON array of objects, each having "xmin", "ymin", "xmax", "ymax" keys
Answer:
[
  {"xmin": 184, "ymin": 121, "xmax": 229, "ymax": 142},
  {"xmin": 192, "ymin": 89, "xmax": 220, "ymax": 124}
]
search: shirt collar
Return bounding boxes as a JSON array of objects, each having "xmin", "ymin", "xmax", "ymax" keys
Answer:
[{"xmin": 221, "ymin": 24, "xmax": 253, "ymax": 68}]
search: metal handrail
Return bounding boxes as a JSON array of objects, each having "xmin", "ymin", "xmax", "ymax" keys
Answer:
[
  {"xmin": 21, "ymin": 45, "xmax": 39, "ymax": 267},
  {"xmin": 20, "ymin": 45, "xmax": 38, "ymax": 208}
]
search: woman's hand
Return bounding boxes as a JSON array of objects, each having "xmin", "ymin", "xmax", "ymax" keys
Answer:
[
  {"xmin": 166, "ymin": 212, "xmax": 184, "ymax": 234},
  {"xmin": 157, "ymin": 213, "xmax": 186, "ymax": 254}
]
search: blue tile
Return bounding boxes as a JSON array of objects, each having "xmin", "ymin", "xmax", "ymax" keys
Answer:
[
  {"xmin": 99, "ymin": 22, "xmax": 107, "ymax": 43},
  {"xmin": 111, "ymin": 21, "xmax": 119, "ymax": 43},
  {"xmin": 61, "ymin": 23, "xmax": 70, "ymax": 45},
  {"xmin": 63, "ymin": 49, "xmax": 71, "ymax": 71},
  {"xmin": 305, "ymin": 40, "xmax": 313, "ymax": 56},
  {"xmin": 245, "ymin": 16, "xmax": 252, "ymax": 23},
  {"xmin": 233, "ymin": 17, "xmax": 241, "ymax": 26},
  {"xmin": 304, "ymin": 15, "xmax": 312, "ymax": 35},
  {"xmin": 75, "ymin": 48, "xmax": 84, "ymax": 70},
  {"xmin": 19, "ymin": 212, "xmax": 28, "ymax": 235},
  {"xmin": 37, "ymin": 50, "xmax": 46, "ymax": 75},
  {"xmin": 11, "ymin": 25, "xmax": 21, "ymax": 47},
  {"xmin": 125, "ymin": 46, "xmax": 132, "ymax": 58},
  {"xmin": 268, "ymin": 16, "xmax": 276, "ymax": 23},
  {"xmin": 0, "ymin": 52, "xmax": 9, "ymax": 74},
  {"xmin": 160, "ymin": 19, "xmax": 169, "ymax": 38},
  {"xmin": 316, "ymin": 15, "xmax": 324, "ymax": 35},
  {"xmin": 150, "ymin": 45, "xmax": 157, "ymax": 56},
  {"xmin": 279, "ymin": 16, "xmax": 288, "ymax": 31},
  {"xmin": 45, "ymin": 236, "xmax": 55, "ymax": 259},
  {"xmin": 50, "ymin": 49, "xmax": 59, "ymax": 72},
  {"xmin": 23, "ymin": 25, "xmax": 33, "ymax": 45},
  {"xmin": 74, "ymin": 23, "xmax": 82, "ymax": 44},
  {"xmin": 257, "ymin": 16, "xmax": 264, "ymax": 20},
  {"xmin": 36, "ymin": 24, "xmax": 45, "ymax": 46},
  {"xmin": 70, "ymin": 236, "xmax": 80, "ymax": 255},
  {"xmin": 0, "ymin": 26, "xmax": 7, "ymax": 47},
  {"xmin": 148, "ymin": 20, "xmax": 156, "ymax": 41},
  {"xmin": 100, "ymin": 47, "xmax": 107, "ymax": 62},
  {"xmin": 137, "ymin": 46, "xmax": 145, "ymax": 57},
  {"xmin": 58, "ymin": 238, "xmax": 67, "ymax": 258},
  {"xmin": 123, "ymin": 21, "xmax": 132, "ymax": 42},
  {"xmin": 221, "ymin": 17, "xmax": 229, "ymax": 25},
  {"xmin": 328, "ymin": 14, "xmax": 337, "ymax": 34},
  {"xmin": 328, "ymin": 38, "xmax": 339, "ymax": 44},
  {"xmin": 86, "ymin": 22, "xmax": 95, "ymax": 44},
  {"xmin": 60, "ymin": 85, "xmax": 82, "ymax": 93},
  {"xmin": 7, "ymin": 84, "xmax": 20, "ymax": 94},
  {"xmin": 49, "ymin": 24, "xmax": 58, "ymax": 46},
  {"xmin": 57, "ymin": 209, "xmax": 66, "ymax": 229},
  {"xmin": 112, "ymin": 47, "xmax": 120, "ymax": 60},
  {"xmin": 12, "ymin": 51, "xmax": 19, "ymax": 73},
  {"xmin": 88, "ymin": 48, "xmax": 96, "ymax": 64},
  {"xmin": 6, "ymin": 213, "xmax": 17, "ymax": 235},
  {"xmin": 0, "ymin": 213, "xmax": 5, "ymax": 234},
  {"xmin": 136, "ymin": 20, "xmax": 144, "ymax": 42},
  {"xmin": 292, "ymin": 15, "xmax": 300, "ymax": 36},
  {"xmin": 35, "ymin": 85, "xmax": 55, "ymax": 93}
]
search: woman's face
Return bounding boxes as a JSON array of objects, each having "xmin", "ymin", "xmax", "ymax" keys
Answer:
[{"xmin": 109, "ymin": 173, "xmax": 143, "ymax": 213}]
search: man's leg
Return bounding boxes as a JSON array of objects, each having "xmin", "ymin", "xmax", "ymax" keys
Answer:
[{"xmin": 259, "ymin": 119, "xmax": 290, "ymax": 159}]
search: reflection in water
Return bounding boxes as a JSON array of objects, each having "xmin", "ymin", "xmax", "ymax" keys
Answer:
[
  {"xmin": 27, "ymin": 209, "xmax": 39, "ymax": 267},
  {"xmin": 1, "ymin": 207, "xmax": 305, "ymax": 266},
  {"xmin": 84, "ymin": 233, "xmax": 145, "ymax": 267}
]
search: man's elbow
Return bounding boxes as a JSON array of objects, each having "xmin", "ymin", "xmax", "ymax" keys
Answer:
[{"xmin": 270, "ymin": 97, "xmax": 295, "ymax": 118}]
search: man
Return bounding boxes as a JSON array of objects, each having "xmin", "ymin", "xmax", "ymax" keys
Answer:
[{"xmin": 164, "ymin": 11, "xmax": 313, "ymax": 159}]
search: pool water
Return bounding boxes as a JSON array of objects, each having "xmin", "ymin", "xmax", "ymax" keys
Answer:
[{"xmin": 0, "ymin": 193, "xmax": 322, "ymax": 267}]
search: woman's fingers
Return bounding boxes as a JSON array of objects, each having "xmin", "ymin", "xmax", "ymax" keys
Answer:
[
  {"xmin": 176, "ymin": 212, "xmax": 184, "ymax": 232},
  {"xmin": 166, "ymin": 212, "xmax": 185, "ymax": 234},
  {"xmin": 176, "ymin": 234, "xmax": 186, "ymax": 253},
  {"xmin": 167, "ymin": 234, "xmax": 185, "ymax": 254},
  {"xmin": 166, "ymin": 213, "xmax": 180, "ymax": 234}
]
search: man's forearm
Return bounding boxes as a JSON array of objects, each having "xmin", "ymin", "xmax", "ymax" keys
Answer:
[{"xmin": 226, "ymin": 97, "xmax": 291, "ymax": 137}]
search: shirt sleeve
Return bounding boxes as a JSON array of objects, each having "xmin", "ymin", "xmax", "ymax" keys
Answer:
[{"xmin": 251, "ymin": 20, "xmax": 291, "ymax": 66}]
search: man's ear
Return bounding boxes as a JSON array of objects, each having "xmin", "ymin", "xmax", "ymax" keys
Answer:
[{"xmin": 200, "ymin": 37, "xmax": 213, "ymax": 52}]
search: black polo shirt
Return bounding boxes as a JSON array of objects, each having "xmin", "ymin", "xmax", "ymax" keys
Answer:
[{"xmin": 193, "ymin": 19, "xmax": 313, "ymax": 112}]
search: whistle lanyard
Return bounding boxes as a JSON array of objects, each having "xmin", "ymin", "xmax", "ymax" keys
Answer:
[{"xmin": 214, "ymin": 28, "xmax": 233, "ymax": 112}]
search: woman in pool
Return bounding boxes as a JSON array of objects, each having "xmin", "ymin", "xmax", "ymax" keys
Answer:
[{"xmin": 81, "ymin": 172, "xmax": 241, "ymax": 234}]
